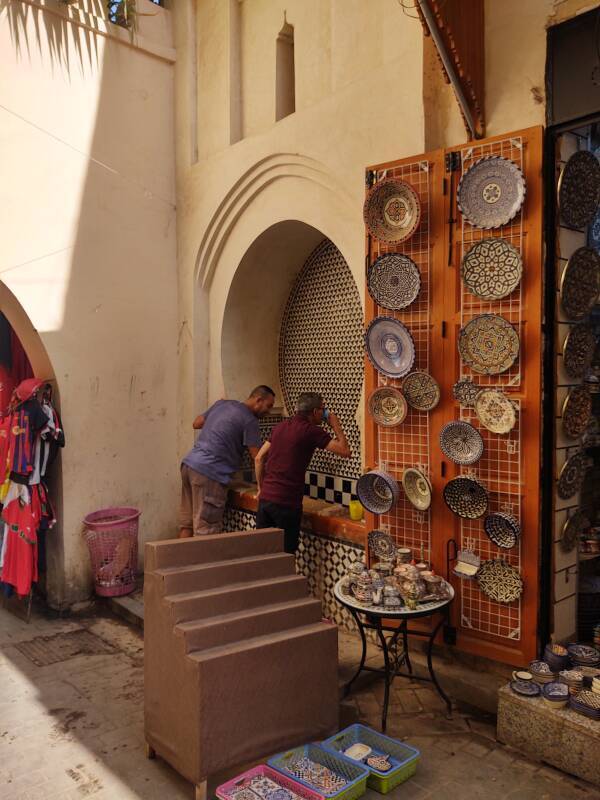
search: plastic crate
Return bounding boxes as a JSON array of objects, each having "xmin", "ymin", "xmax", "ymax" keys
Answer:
[
  {"xmin": 216, "ymin": 765, "xmax": 322, "ymax": 800},
  {"xmin": 321, "ymin": 724, "xmax": 420, "ymax": 794},
  {"xmin": 268, "ymin": 743, "xmax": 368, "ymax": 800}
]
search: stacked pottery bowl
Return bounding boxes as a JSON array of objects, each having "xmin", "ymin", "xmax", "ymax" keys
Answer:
[
  {"xmin": 592, "ymin": 675, "xmax": 600, "ymax": 696},
  {"xmin": 544, "ymin": 643, "xmax": 571, "ymax": 673},
  {"xmin": 529, "ymin": 660, "xmax": 557, "ymax": 686},
  {"xmin": 541, "ymin": 681, "xmax": 569, "ymax": 709},
  {"xmin": 570, "ymin": 690, "xmax": 600, "ymax": 720},
  {"xmin": 559, "ymin": 669, "xmax": 584, "ymax": 696},
  {"xmin": 567, "ymin": 643, "xmax": 600, "ymax": 669}
]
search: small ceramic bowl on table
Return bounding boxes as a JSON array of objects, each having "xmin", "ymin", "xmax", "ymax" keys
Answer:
[
  {"xmin": 512, "ymin": 670, "xmax": 533, "ymax": 682},
  {"xmin": 541, "ymin": 681, "xmax": 569, "ymax": 708}
]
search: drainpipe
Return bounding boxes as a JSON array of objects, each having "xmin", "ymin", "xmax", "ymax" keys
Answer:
[{"xmin": 416, "ymin": 0, "xmax": 478, "ymax": 140}]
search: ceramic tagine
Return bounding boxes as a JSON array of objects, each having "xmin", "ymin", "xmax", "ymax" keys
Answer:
[
  {"xmin": 393, "ymin": 562, "xmax": 426, "ymax": 602},
  {"xmin": 420, "ymin": 570, "xmax": 452, "ymax": 600}
]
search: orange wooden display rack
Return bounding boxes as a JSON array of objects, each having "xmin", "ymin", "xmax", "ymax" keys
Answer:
[{"xmin": 363, "ymin": 126, "xmax": 543, "ymax": 666}]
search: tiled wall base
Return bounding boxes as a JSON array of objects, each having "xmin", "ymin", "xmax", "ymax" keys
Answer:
[{"xmin": 305, "ymin": 472, "xmax": 358, "ymax": 507}]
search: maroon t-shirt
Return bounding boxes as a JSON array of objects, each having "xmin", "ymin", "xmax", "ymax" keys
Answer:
[{"xmin": 259, "ymin": 415, "xmax": 332, "ymax": 509}]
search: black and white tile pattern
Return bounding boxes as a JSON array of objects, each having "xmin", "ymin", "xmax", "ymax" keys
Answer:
[{"xmin": 304, "ymin": 471, "xmax": 358, "ymax": 507}]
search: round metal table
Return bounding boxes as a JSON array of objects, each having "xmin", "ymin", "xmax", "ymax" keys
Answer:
[{"xmin": 334, "ymin": 578, "xmax": 454, "ymax": 731}]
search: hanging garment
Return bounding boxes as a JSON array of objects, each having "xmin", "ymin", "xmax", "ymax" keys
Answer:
[
  {"xmin": 1, "ymin": 489, "xmax": 38, "ymax": 596},
  {"xmin": 9, "ymin": 399, "xmax": 50, "ymax": 483}
]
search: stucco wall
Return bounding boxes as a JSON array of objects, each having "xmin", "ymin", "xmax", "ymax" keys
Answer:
[{"xmin": 0, "ymin": 0, "xmax": 178, "ymax": 606}]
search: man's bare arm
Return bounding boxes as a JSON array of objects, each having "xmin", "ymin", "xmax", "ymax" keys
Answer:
[
  {"xmin": 325, "ymin": 412, "xmax": 351, "ymax": 458},
  {"xmin": 254, "ymin": 441, "xmax": 271, "ymax": 491},
  {"xmin": 192, "ymin": 415, "xmax": 205, "ymax": 430}
]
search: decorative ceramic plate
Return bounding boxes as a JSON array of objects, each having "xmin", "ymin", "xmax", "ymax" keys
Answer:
[
  {"xmin": 510, "ymin": 679, "xmax": 540, "ymax": 698},
  {"xmin": 561, "ymin": 510, "xmax": 590, "ymax": 553},
  {"xmin": 477, "ymin": 559, "xmax": 523, "ymax": 603},
  {"xmin": 458, "ymin": 314, "xmax": 520, "ymax": 375},
  {"xmin": 402, "ymin": 467, "xmax": 432, "ymax": 511},
  {"xmin": 530, "ymin": 660, "xmax": 554, "ymax": 675},
  {"xmin": 484, "ymin": 512, "xmax": 520, "ymax": 549},
  {"xmin": 439, "ymin": 421, "xmax": 484, "ymax": 465},
  {"xmin": 457, "ymin": 156, "xmax": 526, "ymax": 229},
  {"xmin": 562, "ymin": 385, "xmax": 592, "ymax": 439},
  {"xmin": 574, "ymin": 690, "xmax": 600, "ymax": 709},
  {"xmin": 557, "ymin": 451, "xmax": 587, "ymax": 499},
  {"xmin": 452, "ymin": 379, "xmax": 481, "ymax": 407},
  {"xmin": 402, "ymin": 371, "xmax": 440, "ymax": 411},
  {"xmin": 474, "ymin": 388, "xmax": 517, "ymax": 434},
  {"xmin": 357, "ymin": 470, "xmax": 400, "ymax": 515},
  {"xmin": 560, "ymin": 247, "xmax": 600, "ymax": 320},
  {"xmin": 368, "ymin": 529, "xmax": 396, "ymax": 560},
  {"xmin": 367, "ymin": 386, "xmax": 408, "ymax": 427},
  {"xmin": 563, "ymin": 323, "xmax": 596, "ymax": 379},
  {"xmin": 568, "ymin": 644, "xmax": 600, "ymax": 661},
  {"xmin": 542, "ymin": 682, "xmax": 569, "ymax": 700},
  {"xmin": 443, "ymin": 476, "xmax": 488, "ymax": 519},
  {"xmin": 367, "ymin": 253, "xmax": 421, "ymax": 310},
  {"xmin": 365, "ymin": 317, "xmax": 416, "ymax": 378},
  {"xmin": 461, "ymin": 238, "xmax": 523, "ymax": 300},
  {"xmin": 558, "ymin": 150, "xmax": 600, "ymax": 229},
  {"xmin": 363, "ymin": 178, "xmax": 421, "ymax": 244}
]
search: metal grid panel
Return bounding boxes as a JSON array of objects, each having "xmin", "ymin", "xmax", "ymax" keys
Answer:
[{"xmin": 370, "ymin": 160, "xmax": 432, "ymax": 562}]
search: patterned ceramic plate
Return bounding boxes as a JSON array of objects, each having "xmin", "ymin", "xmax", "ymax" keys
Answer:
[
  {"xmin": 461, "ymin": 238, "xmax": 523, "ymax": 300},
  {"xmin": 568, "ymin": 644, "xmax": 600, "ymax": 661},
  {"xmin": 561, "ymin": 510, "xmax": 590, "ymax": 553},
  {"xmin": 443, "ymin": 476, "xmax": 488, "ymax": 519},
  {"xmin": 367, "ymin": 253, "xmax": 421, "ymax": 310},
  {"xmin": 365, "ymin": 317, "xmax": 416, "ymax": 379},
  {"xmin": 368, "ymin": 529, "xmax": 396, "ymax": 560},
  {"xmin": 457, "ymin": 156, "xmax": 526, "ymax": 229},
  {"xmin": 530, "ymin": 660, "xmax": 554, "ymax": 675},
  {"xmin": 452, "ymin": 379, "xmax": 481, "ymax": 407},
  {"xmin": 510, "ymin": 679, "xmax": 540, "ymax": 697},
  {"xmin": 484, "ymin": 512, "xmax": 520, "ymax": 549},
  {"xmin": 560, "ymin": 247, "xmax": 600, "ymax": 320},
  {"xmin": 357, "ymin": 470, "xmax": 400, "ymax": 515},
  {"xmin": 367, "ymin": 386, "xmax": 408, "ymax": 427},
  {"xmin": 558, "ymin": 150, "xmax": 600, "ymax": 229},
  {"xmin": 402, "ymin": 467, "xmax": 432, "ymax": 511},
  {"xmin": 562, "ymin": 384, "xmax": 592, "ymax": 439},
  {"xmin": 440, "ymin": 421, "xmax": 484, "ymax": 465},
  {"xmin": 474, "ymin": 388, "xmax": 517, "ymax": 434},
  {"xmin": 364, "ymin": 178, "xmax": 421, "ymax": 244},
  {"xmin": 477, "ymin": 559, "xmax": 523, "ymax": 604},
  {"xmin": 563, "ymin": 323, "xmax": 596, "ymax": 379},
  {"xmin": 557, "ymin": 451, "xmax": 588, "ymax": 499},
  {"xmin": 576, "ymin": 690, "xmax": 600, "ymax": 709},
  {"xmin": 458, "ymin": 314, "xmax": 520, "ymax": 375},
  {"xmin": 402, "ymin": 371, "xmax": 440, "ymax": 411},
  {"xmin": 542, "ymin": 682, "xmax": 569, "ymax": 700}
]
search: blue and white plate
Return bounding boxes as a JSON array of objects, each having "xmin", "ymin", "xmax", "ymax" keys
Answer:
[{"xmin": 510, "ymin": 679, "xmax": 540, "ymax": 697}]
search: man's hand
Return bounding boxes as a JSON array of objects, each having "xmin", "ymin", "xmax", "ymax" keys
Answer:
[{"xmin": 327, "ymin": 411, "xmax": 342, "ymax": 431}]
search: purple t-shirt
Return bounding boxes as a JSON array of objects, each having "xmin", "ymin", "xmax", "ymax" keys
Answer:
[{"xmin": 182, "ymin": 400, "xmax": 261, "ymax": 485}]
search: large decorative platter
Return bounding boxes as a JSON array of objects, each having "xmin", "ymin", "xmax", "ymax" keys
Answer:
[
  {"xmin": 474, "ymin": 388, "xmax": 517, "ymax": 434},
  {"xmin": 452, "ymin": 379, "xmax": 480, "ymax": 407},
  {"xmin": 560, "ymin": 247, "xmax": 600, "ymax": 320},
  {"xmin": 477, "ymin": 559, "xmax": 523, "ymax": 604},
  {"xmin": 365, "ymin": 317, "xmax": 416, "ymax": 379},
  {"xmin": 484, "ymin": 512, "xmax": 520, "ymax": 549},
  {"xmin": 402, "ymin": 467, "xmax": 432, "ymax": 511},
  {"xmin": 439, "ymin": 421, "xmax": 484, "ymax": 465},
  {"xmin": 557, "ymin": 451, "xmax": 587, "ymax": 499},
  {"xmin": 558, "ymin": 150, "xmax": 600, "ymax": 229},
  {"xmin": 402, "ymin": 371, "xmax": 440, "ymax": 411},
  {"xmin": 458, "ymin": 314, "xmax": 520, "ymax": 375},
  {"xmin": 457, "ymin": 156, "xmax": 526, "ymax": 229},
  {"xmin": 357, "ymin": 470, "xmax": 400, "ymax": 515},
  {"xmin": 367, "ymin": 386, "xmax": 407, "ymax": 427},
  {"xmin": 461, "ymin": 238, "xmax": 523, "ymax": 300},
  {"xmin": 562, "ymin": 384, "xmax": 592, "ymax": 440},
  {"xmin": 561, "ymin": 510, "xmax": 589, "ymax": 553},
  {"xmin": 368, "ymin": 529, "xmax": 396, "ymax": 560},
  {"xmin": 563, "ymin": 323, "xmax": 596, "ymax": 379},
  {"xmin": 367, "ymin": 253, "xmax": 421, "ymax": 310},
  {"xmin": 363, "ymin": 178, "xmax": 421, "ymax": 244},
  {"xmin": 443, "ymin": 476, "xmax": 488, "ymax": 519}
]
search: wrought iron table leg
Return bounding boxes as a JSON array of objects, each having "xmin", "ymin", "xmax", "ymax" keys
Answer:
[
  {"xmin": 344, "ymin": 607, "xmax": 368, "ymax": 696},
  {"xmin": 427, "ymin": 615, "xmax": 452, "ymax": 717},
  {"xmin": 374, "ymin": 618, "xmax": 392, "ymax": 732},
  {"xmin": 401, "ymin": 621, "xmax": 413, "ymax": 675}
]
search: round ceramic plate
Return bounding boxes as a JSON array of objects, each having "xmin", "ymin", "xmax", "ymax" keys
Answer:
[
  {"xmin": 402, "ymin": 371, "xmax": 440, "ymax": 411},
  {"xmin": 510, "ymin": 679, "xmax": 540, "ymax": 698},
  {"xmin": 474, "ymin": 388, "xmax": 517, "ymax": 434},
  {"xmin": 557, "ymin": 451, "xmax": 587, "ymax": 499},
  {"xmin": 402, "ymin": 467, "xmax": 432, "ymax": 511},
  {"xmin": 363, "ymin": 178, "xmax": 421, "ymax": 244},
  {"xmin": 560, "ymin": 247, "xmax": 600, "ymax": 320},
  {"xmin": 457, "ymin": 156, "xmax": 526, "ymax": 229},
  {"xmin": 367, "ymin": 253, "xmax": 421, "ymax": 310},
  {"xmin": 561, "ymin": 510, "xmax": 589, "ymax": 553},
  {"xmin": 477, "ymin": 559, "xmax": 523, "ymax": 603},
  {"xmin": 367, "ymin": 386, "xmax": 408, "ymax": 427},
  {"xmin": 368, "ymin": 529, "xmax": 396, "ymax": 560},
  {"xmin": 484, "ymin": 512, "xmax": 520, "ymax": 549},
  {"xmin": 357, "ymin": 470, "xmax": 400, "ymax": 515},
  {"xmin": 365, "ymin": 317, "xmax": 416, "ymax": 379},
  {"xmin": 562, "ymin": 384, "xmax": 592, "ymax": 439},
  {"xmin": 440, "ymin": 420, "xmax": 484, "ymax": 465},
  {"xmin": 563, "ymin": 323, "xmax": 596, "ymax": 379},
  {"xmin": 458, "ymin": 314, "xmax": 520, "ymax": 375},
  {"xmin": 443, "ymin": 476, "xmax": 488, "ymax": 519},
  {"xmin": 461, "ymin": 238, "xmax": 523, "ymax": 300},
  {"xmin": 558, "ymin": 150, "xmax": 600, "ymax": 229},
  {"xmin": 452, "ymin": 379, "xmax": 481, "ymax": 407}
]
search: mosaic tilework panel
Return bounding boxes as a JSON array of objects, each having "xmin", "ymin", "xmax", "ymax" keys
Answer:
[
  {"xmin": 223, "ymin": 506, "xmax": 257, "ymax": 533},
  {"xmin": 305, "ymin": 472, "xmax": 358, "ymax": 507},
  {"xmin": 241, "ymin": 413, "xmax": 285, "ymax": 472},
  {"xmin": 279, "ymin": 239, "xmax": 363, "ymax": 480}
]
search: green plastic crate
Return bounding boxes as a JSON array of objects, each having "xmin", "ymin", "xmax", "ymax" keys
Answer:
[
  {"xmin": 268, "ymin": 743, "xmax": 369, "ymax": 800},
  {"xmin": 321, "ymin": 724, "xmax": 420, "ymax": 794}
]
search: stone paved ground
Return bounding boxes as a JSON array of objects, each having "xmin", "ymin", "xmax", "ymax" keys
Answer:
[{"xmin": 0, "ymin": 604, "xmax": 599, "ymax": 800}]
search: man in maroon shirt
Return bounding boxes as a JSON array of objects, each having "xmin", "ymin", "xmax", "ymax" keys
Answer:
[{"xmin": 254, "ymin": 392, "xmax": 351, "ymax": 554}]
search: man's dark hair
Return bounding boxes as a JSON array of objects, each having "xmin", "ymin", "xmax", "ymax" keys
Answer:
[
  {"xmin": 249, "ymin": 385, "xmax": 275, "ymax": 400},
  {"xmin": 297, "ymin": 392, "xmax": 323, "ymax": 414}
]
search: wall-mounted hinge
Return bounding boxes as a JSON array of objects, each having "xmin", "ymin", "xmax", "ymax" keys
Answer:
[
  {"xmin": 445, "ymin": 152, "xmax": 461, "ymax": 173},
  {"xmin": 365, "ymin": 169, "xmax": 375, "ymax": 188}
]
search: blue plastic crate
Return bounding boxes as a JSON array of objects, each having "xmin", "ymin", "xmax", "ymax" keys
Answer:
[{"xmin": 268, "ymin": 743, "xmax": 368, "ymax": 800}]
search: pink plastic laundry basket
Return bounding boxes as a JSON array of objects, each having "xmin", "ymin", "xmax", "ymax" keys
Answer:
[{"xmin": 82, "ymin": 507, "xmax": 141, "ymax": 597}]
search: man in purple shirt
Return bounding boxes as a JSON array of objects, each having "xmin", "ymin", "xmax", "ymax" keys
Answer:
[
  {"xmin": 254, "ymin": 392, "xmax": 350, "ymax": 554},
  {"xmin": 180, "ymin": 385, "xmax": 275, "ymax": 537}
]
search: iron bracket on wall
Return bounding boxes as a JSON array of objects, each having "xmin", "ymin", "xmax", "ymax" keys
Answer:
[{"xmin": 445, "ymin": 151, "xmax": 461, "ymax": 172}]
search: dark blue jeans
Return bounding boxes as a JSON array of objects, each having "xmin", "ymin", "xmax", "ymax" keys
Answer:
[{"xmin": 256, "ymin": 500, "xmax": 302, "ymax": 555}]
